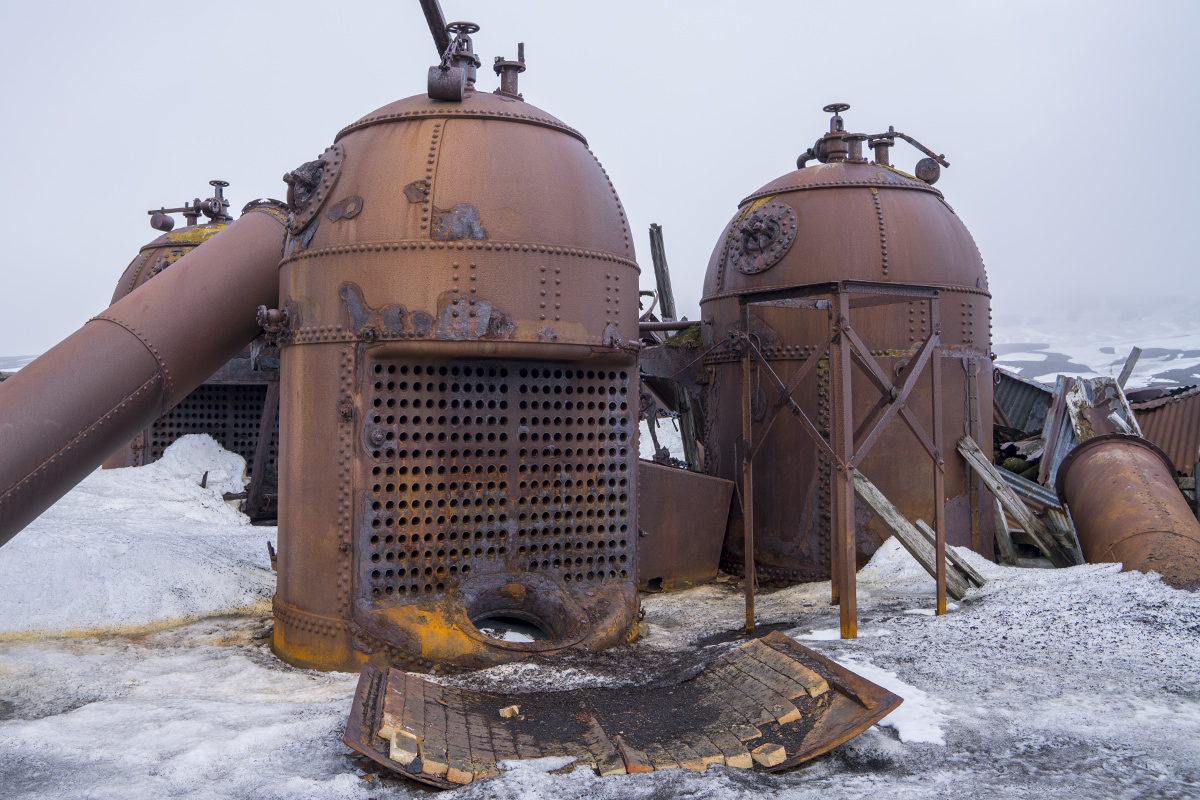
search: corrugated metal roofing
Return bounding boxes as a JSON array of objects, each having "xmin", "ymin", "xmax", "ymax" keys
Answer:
[
  {"xmin": 994, "ymin": 369, "xmax": 1053, "ymax": 434},
  {"xmin": 1132, "ymin": 385, "xmax": 1200, "ymax": 476}
]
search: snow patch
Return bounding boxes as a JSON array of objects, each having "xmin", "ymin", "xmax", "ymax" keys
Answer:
[
  {"xmin": 835, "ymin": 657, "xmax": 947, "ymax": 744},
  {"xmin": 0, "ymin": 435, "xmax": 274, "ymax": 636}
]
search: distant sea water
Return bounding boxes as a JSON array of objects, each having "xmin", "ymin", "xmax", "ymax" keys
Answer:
[
  {"xmin": 991, "ymin": 296, "xmax": 1200, "ymax": 390},
  {"xmin": 0, "ymin": 355, "xmax": 37, "ymax": 372}
]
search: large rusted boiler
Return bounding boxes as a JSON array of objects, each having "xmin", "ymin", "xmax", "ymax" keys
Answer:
[
  {"xmin": 700, "ymin": 105, "xmax": 994, "ymax": 587},
  {"xmin": 267, "ymin": 22, "xmax": 641, "ymax": 672}
]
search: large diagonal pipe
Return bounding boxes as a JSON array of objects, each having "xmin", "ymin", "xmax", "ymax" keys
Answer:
[{"xmin": 0, "ymin": 206, "xmax": 287, "ymax": 548}]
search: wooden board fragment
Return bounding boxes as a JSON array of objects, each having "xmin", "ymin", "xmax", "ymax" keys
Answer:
[
  {"xmin": 853, "ymin": 469, "xmax": 970, "ymax": 600},
  {"xmin": 444, "ymin": 705, "xmax": 474, "ymax": 785},
  {"xmin": 664, "ymin": 740, "xmax": 707, "ymax": 772},
  {"xmin": 419, "ymin": 701, "xmax": 449, "ymax": 778},
  {"xmin": 486, "ymin": 717, "xmax": 519, "ymax": 764},
  {"xmin": 644, "ymin": 742, "xmax": 681, "ymax": 771},
  {"xmin": 992, "ymin": 497, "xmax": 1019, "ymax": 565},
  {"xmin": 730, "ymin": 724, "xmax": 762, "ymax": 742},
  {"xmin": 683, "ymin": 732, "xmax": 725, "ymax": 767},
  {"xmin": 514, "ymin": 733, "xmax": 542, "ymax": 760},
  {"xmin": 751, "ymin": 742, "xmax": 787, "ymax": 767},
  {"xmin": 389, "ymin": 731, "xmax": 419, "ymax": 766},
  {"xmin": 957, "ymin": 435, "xmax": 1074, "ymax": 567},
  {"xmin": 738, "ymin": 638, "xmax": 830, "ymax": 698},
  {"xmin": 914, "ymin": 519, "xmax": 986, "ymax": 588},
  {"xmin": 377, "ymin": 669, "xmax": 407, "ymax": 742},
  {"xmin": 705, "ymin": 727, "xmax": 753, "ymax": 769},
  {"xmin": 580, "ymin": 716, "xmax": 625, "ymax": 776},
  {"xmin": 466, "ymin": 712, "xmax": 498, "ymax": 779},
  {"xmin": 707, "ymin": 663, "xmax": 778, "ymax": 725}
]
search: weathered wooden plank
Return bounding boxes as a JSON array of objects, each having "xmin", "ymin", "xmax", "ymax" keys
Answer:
[
  {"xmin": 708, "ymin": 663, "xmax": 777, "ymax": 725},
  {"xmin": 389, "ymin": 731, "xmax": 420, "ymax": 766},
  {"xmin": 752, "ymin": 742, "xmax": 787, "ymax": 767},
  {"xmin": 721, "ymin": 660, "xmax": 801, "ymax": 725},
  {"xmin": 738, "ymin": 638, "xmax": 829, "ymax": 698},
  {"xmin": 1117, "ymin": 346, "xmax": 1142, "ymax": 389},
  {"xmin": 692, "ymin": 670, "xmax": 762, "ymax": 728},
  {"xmin": 645, "ymin": 742, "xmax": 681, "ymax": 771},
  {"xmin": 400, "ymin": 673, "xmax": 425, "ymax": 741},
  {"xmin": 444, "ymin": 705, "xmax": 474, "ymax": 785},
  {"xmin": 581, "ymin": 716, "xmax": 625, "ymax": 777},
  {"xmin": 664, "ymin": 740, "xmax": 707, "ymax": 772},
  {"xmin": 514, "ymin": 733, "xmax": 542, "ymax": 760},
  {"xmin": 852, "ymin": 469, "xmax": 970, "ymax": 600},
  {"xmin": 465, "ymin": 712, "xmax": 497, "ymax": 779},
  {"xmin": 915, "ymin": 519, "xmax": 986, "ymax": 588},
  {"xmin": 420, "ymin": 702, "xmax": 449, "ymax": 779},
  {"xmin": 992, "ymin": 497, "xmax": 1019, "ymax": 566},
  {"xmin": 683, "ymin": 731, "xmax": 726, "ymax": 767},
  {"xmin": 723, "ymin": 646, "xmax": 805, "ymax": 701},
  {"xmin": 704, "ymin": 727, "xmax": 753, "ymax": 769},
  {"xmin": 486, "ymin": 717, "xmax": 519, "ymax": 764},
  {"xmin": 377, "ymin": 669, "xmax": 407, "ymax": 742},
  {"xmin": 957, "ymin": 435, "xmax": 1074, "ymax": 567}
]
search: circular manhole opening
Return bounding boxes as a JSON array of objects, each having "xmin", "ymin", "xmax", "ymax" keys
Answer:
[{"xmin": 471, "ymin": 613, "xmax": 550, "ymax": 643}]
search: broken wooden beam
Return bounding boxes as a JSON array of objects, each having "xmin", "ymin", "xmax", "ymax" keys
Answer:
[
  {"xmin": 915, "ymin": 519, "xmax": 986, "ymax": 588},
  {"xmin": 992, "ymin": 497, "xmax": 1019, "ymax": 566},
  {"xmin": 957, "ymin": 435, "xmax": 1075, "ymax": 568},
  {"xmin": 852, "ymin": 470, "xmax": 970, "ymax": 601}
]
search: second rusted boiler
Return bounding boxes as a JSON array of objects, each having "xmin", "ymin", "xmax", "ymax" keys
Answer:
[{"xmin": 699, "ymin": 105, "xmax": 995, "ymax": 587}]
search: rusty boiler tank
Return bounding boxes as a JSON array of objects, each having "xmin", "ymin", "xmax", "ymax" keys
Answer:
[
  {"xmin": 102, "ymin": 182, "xmax": 282, "ymax": 519},
  {"xmin": 700, "ymin": 104, "xmax": 994, "ymax": 585},
  {"xmin": 269, "ymin": 24, "xmax": 641, "ymax": 672}
]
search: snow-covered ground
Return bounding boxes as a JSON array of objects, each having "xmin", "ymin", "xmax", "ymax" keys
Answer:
[{"xmin": 2, "ymin": 435, "xmax": 1199, "ymax": 799}]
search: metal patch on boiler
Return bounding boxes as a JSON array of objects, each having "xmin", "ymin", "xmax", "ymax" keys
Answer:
[
  {"xmin": 328, "ymin": 196, "xmax": 364, "ymax": 223},
  {"xmin": 430, "ymin": 203, "xmax": 487, "ymax": 241},
  {"xmin": 728, "ymin": 201, "xmax": 798, "ymax": 275}
]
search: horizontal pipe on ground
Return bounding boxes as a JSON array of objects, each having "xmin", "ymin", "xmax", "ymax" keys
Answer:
[{"xmin": 1057, "ymin": 434, "xmax": 1200, "ymax": 591}]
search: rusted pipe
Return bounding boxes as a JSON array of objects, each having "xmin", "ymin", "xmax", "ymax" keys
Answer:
[
  {"xmin": 0, "ymin": 207, "xmax": 287, "ymax": 548},
  {"xmin": 1057, "ymin": 433, "xmax": 1200, "ymax": 590}
]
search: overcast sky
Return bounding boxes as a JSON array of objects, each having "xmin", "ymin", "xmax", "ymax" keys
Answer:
[{"xmin": 1, "ymin": 0, "xmax": 1197, "ymax": 356}]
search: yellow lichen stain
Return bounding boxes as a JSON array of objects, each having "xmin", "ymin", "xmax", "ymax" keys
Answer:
[
  {"xmin": 166, "ymin": 224, "xmax": 226, "ymax": 244},
  {"xmin": 377, "ymin": 603, "xmax": 477, "ymax": 663},
  {"xmin": 875, "ymin": 165, "xmax": 922, "ymax": 183},
  {"xmin": 0, "ymin": 602, "xmax": 271, "ymax": 644}
]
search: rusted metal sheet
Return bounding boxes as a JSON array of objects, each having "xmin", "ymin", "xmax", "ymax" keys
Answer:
[
  {"xmin": 636, "ymin": 461, "xmax": 734, "ymax": 590},
  {"xmin": 698, "ymin": 105, "xmax": 994, "ymax": 589},
  {"xmin": 1132, "ymin": 385, "xmax": 1200, "ymax": 478},
  {"xmin": 1040, "ymin": 376, "xmax": 1145, "ymax": 490},
  {"xmin": 270, "ymin": 23, "xmax": 641, "ymax": 672},
  {"xmin": 994, "ymin": 369, "xmax": 1053, "ymax": 436},
  {"xmin": 0, "ymin": 207, "xmax": 287, "ymax": 549},
  {"xmin": 1057, "ymin": 434, "xmax": 1200, "ymax": 590},
  {"xmin": 344, "ymin": 631, "xmax": 902, "ymax": 788}
]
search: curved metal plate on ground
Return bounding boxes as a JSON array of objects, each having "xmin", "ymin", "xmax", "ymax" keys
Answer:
[{"xmin": 343, "ymin": 631, "xmax": 902, "ymax": 788}]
